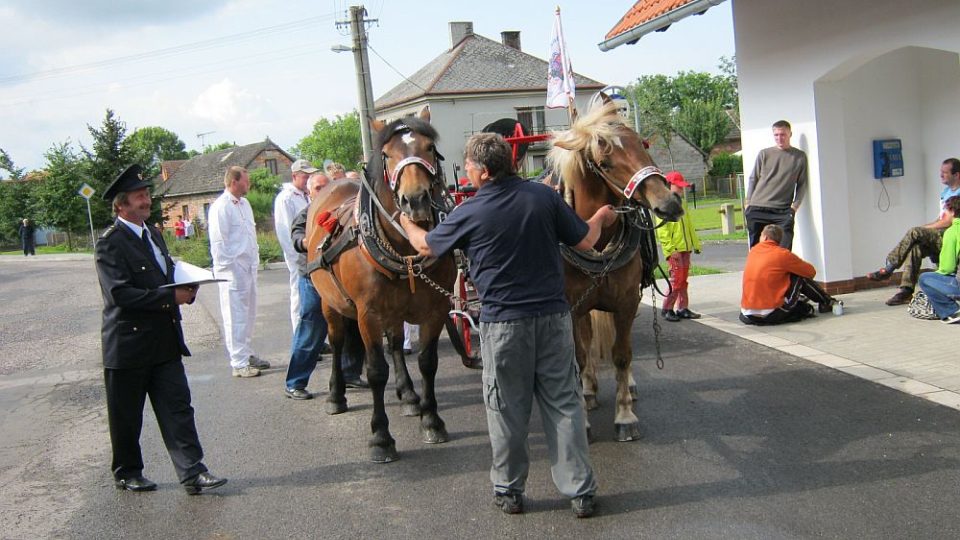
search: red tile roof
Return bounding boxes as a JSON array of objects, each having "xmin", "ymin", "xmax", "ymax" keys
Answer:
[{"xmin": 605, "ymin": 0, "xmax": 700, "ymax": 40}]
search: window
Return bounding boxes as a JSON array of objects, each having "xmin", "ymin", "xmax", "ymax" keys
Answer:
[
  {"xmin": 516, "ymin": 106, "xmax": 546, "ymax": 134},
  {"xmin": 203, "ymin": 203, "xmax": 211, "ymax": 224},
  {"xmin": 265, "ymin": 159, "xmax": 278, "ymax": 175},
  {"xmin": 181, "ymin": 205, "xmax": 190, "ymax": 221}
]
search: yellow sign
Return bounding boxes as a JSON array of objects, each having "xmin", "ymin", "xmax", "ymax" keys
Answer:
[{"xmin": 78, "ymin": 183, "xmax": 95, "ymax": 199}]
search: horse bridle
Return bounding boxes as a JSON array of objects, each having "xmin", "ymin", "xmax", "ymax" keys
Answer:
[{"xmin": 585, "ymin": 157, "xmax": 664, "ymax": 201}]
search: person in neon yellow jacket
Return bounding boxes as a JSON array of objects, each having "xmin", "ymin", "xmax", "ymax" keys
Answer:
[{"xmin": 655, "ymin": 171, "xmax": 702, "ymax": 322}]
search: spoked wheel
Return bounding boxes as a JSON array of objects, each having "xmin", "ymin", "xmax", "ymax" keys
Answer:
[{"xmin": 448, "ymin": 269, "xmax": 482, "ymax": 369}]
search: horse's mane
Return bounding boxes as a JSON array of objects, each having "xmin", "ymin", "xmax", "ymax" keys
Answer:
[
  {"xmin": 547, "ymin": 101, "xmax": 626, "ymax": 187},
  {"xmin": 369, "ymin": 116, "xmax": 439, "ymax": 182}
]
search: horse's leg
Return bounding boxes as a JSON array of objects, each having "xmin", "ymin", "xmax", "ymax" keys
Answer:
[
  {"xmin": 358, "ymin": 314, "xmax": 398, "ymax": 463},
  {"xmin": 323, "ymin": 308, "xmax": 348, "ymax": 415},
  {"xmin": 611, "ymin": 308, "xmax": 642, "ymax": 442},
  {"xmin": 415, "ymin": 316, "xmax": 448, "ymax": 444},
  {"xmin": 577, "ymin": 313, "xmax": 600, "ymax": 410},
  {"xmin": 387, "ymin": 324, "xmax": 421, "ymax": 416}
]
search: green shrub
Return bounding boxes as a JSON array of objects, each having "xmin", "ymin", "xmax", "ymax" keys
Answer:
[
  {"xmin": 709, "ymin": 152, "xmax": 743, "ymax": 177},
  {"xmin": 164, "ymin": 231, "xmax": 283, "ymax": 268}
]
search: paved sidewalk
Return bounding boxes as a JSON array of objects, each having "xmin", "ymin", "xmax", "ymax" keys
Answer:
[{"xmin": 650, "ymin": 270, "xmax": 960, "ymax": 412}]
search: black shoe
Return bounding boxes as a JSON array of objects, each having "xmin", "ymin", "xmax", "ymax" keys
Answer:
[
  {"xmin": 676, "ymin": 308, "xmax": 701, "ymax": 319},
  {"xmin": 319, "ymin": 343, "xmax": 333, "ymax": 355},
  {"xmin": 885, "ymin": 288, "xmax": 913, "ymax": 306},
  {"xmin": 867, "ymin": 267, "xmax": 893, "ymax": 281},
  {"xmin": 662, "ymin": 310, "xmax": 681, "ymax": 322},
  {"xmin": 284, "ymin": 387, "xmax": 312, "ymax": 400},
  {"xmin": 494, "ymin": 492, "xmax": 523, "ymax": 514},
  {"xmin": 182, "ymin": 472, "xmax": 227, "ymax": 495},
  {"xmin": 115, "ymin": 476, "xmax": 157, "ymax": 492},
  {"xmin": 344, "ymin": 377, "xmax": 369, "ymax": 389},
  {"xmin": 571, "ymin": 494, "xmax": 596, "ymax": 518}
]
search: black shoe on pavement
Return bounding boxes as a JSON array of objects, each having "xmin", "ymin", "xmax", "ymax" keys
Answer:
[
  {"xmin": 284, "ymin": 387, "xmax": 312, "ymax": 400},
  {"xmin": 182, "ymin": 472, "xmax": 227, "ymax": 495},
  {"xmin": 494, "ymin": 492, "xmax": 523, "ymax": 514},
  {"xmin": 868, "ymin": 267, "xmax": 893, "ymax": 281},
  {"xmin": 115, "ymin": 476, "xmax": 158, "ymax": 492},
  {"xmin": 571, "ymin": 495, "xmax": 596, "ymax": 518},
  {"xmin": 662, "ymin": 310, "xmax": 681, "ymax": 322},
  {"xmin": 676, "ymin": 308, "xmax": 701, "ymax": 319},
  {"xmin": 344, "ymin": 377, "xmax": 369, "ymax": 389},
  {"xmin": 885, "ymin": 288, "xmax": 913, "ymax": 306}
]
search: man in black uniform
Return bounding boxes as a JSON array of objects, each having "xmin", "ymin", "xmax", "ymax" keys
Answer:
[{"xmin": 95, "ymin": 164, "xmax": 226, "ymax": 494}]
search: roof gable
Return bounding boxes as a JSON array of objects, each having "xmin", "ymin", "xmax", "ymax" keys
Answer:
[
  {"xmin": 156, "ymin": 139, "xmax": 292, "ymax": 197},
  {"xmin": 376, "ymin": 33, "xmax": 604, "ymax": 110}
]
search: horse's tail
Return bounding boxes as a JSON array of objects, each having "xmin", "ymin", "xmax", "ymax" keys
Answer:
[{"xmin": 588, "ymin": 310, "xmax": 616, "ymax": 366}]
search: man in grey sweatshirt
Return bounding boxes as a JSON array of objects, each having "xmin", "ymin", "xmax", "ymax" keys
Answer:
[{"xmin": 744, "ymin": 120, "xmax": 808, "ymax": 250}]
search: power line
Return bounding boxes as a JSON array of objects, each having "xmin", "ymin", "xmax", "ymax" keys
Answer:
[
  {"xmin": 367, "ymin": 44, "xmax": 428, "ymax": 93},
  {"xmin": 0, "ymin": 13, "xmax": 338, "ymax": 86}
]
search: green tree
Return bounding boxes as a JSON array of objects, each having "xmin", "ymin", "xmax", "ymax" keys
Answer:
[
  {"xmin": 0, "ymin": 148, "xmax": 25, "ymax": 180},
  {"xmin": 124, "ymin": 126, "xmax": 189, "ymax": 180},
  {"xmin": 204, "ymin": 141, "xmax": 236, "ymax": 154},
  {"xmin": 291, "ymin": 111, "xmax": 363, "ymax": 170},
  {"xmin": 246, "ymin": 167, "xmax": 280, "ymax": 229},
  {"xmin": 673, "ymin": 98, "xmax": 732, "ymax": 155},
  {"xmin": 0, "ymin": 179, "xmax": 37, "ymax": 245},
  {"xmin": 33, "ymin": 142, "xmax": 89, "ymax": 249},
  {"xmin": 81, "ymin": 109, "xmax": 133, "ymax": 227}
]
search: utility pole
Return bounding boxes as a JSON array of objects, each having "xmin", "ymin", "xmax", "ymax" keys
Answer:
[{"xmin": 335, "ymin": 6, "xmax": 377, "ymax": 164}]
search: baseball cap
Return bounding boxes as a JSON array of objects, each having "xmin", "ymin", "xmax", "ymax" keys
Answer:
[
  {"xmin": 291, "ymin": 159, "xmax": 319, "ymax": 174},
  {"xmin": 664, "ymin": 171, "xmax": 692, "ymax": 188}
]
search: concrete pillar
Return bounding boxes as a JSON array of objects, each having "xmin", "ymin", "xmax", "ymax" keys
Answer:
[{"xmin": 719, "ymin": 203, "xmax": 736, "ymax": 235}]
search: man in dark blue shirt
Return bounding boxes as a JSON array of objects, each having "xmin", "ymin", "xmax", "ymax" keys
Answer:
[{"xmin": 401, "ymin": 133, "xmax": 615, "ymax": 518}]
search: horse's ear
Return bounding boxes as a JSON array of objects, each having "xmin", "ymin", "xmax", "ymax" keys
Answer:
[
  {"xmin": 600, "ymin": 92, "xmax": 614, "ymax": 105},
  {"xmin": 418, "ymin": 105, "xmax": 431, "ymax": 123},
  {"xmin": 371, "ymin": 117, "xmax": 385, "ymax": 134}
]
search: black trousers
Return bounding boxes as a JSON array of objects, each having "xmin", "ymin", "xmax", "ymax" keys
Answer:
[
  {"xmin": 740, "ymin": 275, "xmax": 834, "ymax": 326},
  {"xmin": 104, "ymin": 359, "xmax": 207, "ymax": 483},
  {"xmin": 745, "ymin": 206, "xmax": 795, "ymax": 250}
]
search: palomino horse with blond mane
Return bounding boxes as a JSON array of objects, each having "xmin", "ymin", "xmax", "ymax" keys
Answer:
[
  {"xmin": 304, "ymin": 107, "xmax": 456, "ymax": 462},
  {"xmin": 548, "ymin": 101, "xmax": 684, "ymax": 441}
]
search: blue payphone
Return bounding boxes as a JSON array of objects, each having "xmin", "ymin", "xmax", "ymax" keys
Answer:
[{"xmin": 872, "ymin": 139, "xmax": 903, "ymax": 179}]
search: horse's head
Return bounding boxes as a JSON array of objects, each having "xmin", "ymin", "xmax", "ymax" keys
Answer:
[
  {"xmin": 548, "ymin": 101, "xmax": 684, "ymax": 222},
  {"xmin": 371, "ymin": 107, "xmax": 443, "ymax": 225}
]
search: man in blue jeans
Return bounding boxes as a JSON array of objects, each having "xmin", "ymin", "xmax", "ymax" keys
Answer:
[
  {"xmin": 918, "ymin": 196, "xmax": 960, "ymax": 322},
  {"xmin": 283, "ymin": 174, "xmax": 367, "ymax": 400},
  {"xmin": 401, "ymin": 133, "xmax": 616, "ymax": 518}
]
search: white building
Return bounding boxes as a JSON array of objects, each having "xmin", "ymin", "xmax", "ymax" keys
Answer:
[{"xmin": 602, "ymin": 0, "xmax": 960, "ymax": 292}]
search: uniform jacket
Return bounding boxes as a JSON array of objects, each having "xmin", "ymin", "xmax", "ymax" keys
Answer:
[{"xmin": 95, "ymin": 220, "xmax": 189, "ymax": 369}]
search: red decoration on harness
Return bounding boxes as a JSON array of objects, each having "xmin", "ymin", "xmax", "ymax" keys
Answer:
[
  {"xmin": 642, "ymin": 139, "xmax": 650, "ymax": 149},
  {"xmin": 315, "ymin": 211, "xmax": 338, "ymax": 234}
]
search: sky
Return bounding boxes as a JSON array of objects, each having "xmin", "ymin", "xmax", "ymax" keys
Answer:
[{"xmin": 0, "ymin": 0, "xmax": 735, "ymax": 173}]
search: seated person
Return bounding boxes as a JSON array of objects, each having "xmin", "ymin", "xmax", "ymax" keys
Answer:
[
  {"xmin": 867, "ymin": 158, "xmax": 960, "ymax": 306},
  {"xmin": 917, "ymin": 196, "xmax": 960, "ymax": 323},
  {"xmin": 740, "ymin": 224, "xmax": 838, "ymax": 325}
]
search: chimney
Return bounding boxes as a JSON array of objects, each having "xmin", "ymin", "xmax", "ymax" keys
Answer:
[
  {"xmin": 449, "ymin": 21, "xmax": 473, "ymax": 48},
  {"xmin": 501, "ymin": 31, "xmax": 521, "ymax": 51}
]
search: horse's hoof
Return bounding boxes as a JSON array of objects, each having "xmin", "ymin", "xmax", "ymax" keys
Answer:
[
  {"xmin": 370, "ymin": 444, "xmax": 399, "ymax": 463},
  {"xmin": 400, "ymin": 403, "xmax": 420, "ymax": 417},
  {"xmin": 614, "ymin": 423, "xmax": 642, "ymax": 442},
  {"xmin": 462, "ymin": 355, "xmax": 482, "ymax": 370},
  {"xmin": 325, "ymin": 400, "xmax": 348, "ymax": 415},
  {"xmin": 629, "ymin": 385, "xmax": 638, "ymax": 401},
  {"xmin": 421, "ymin": 426, "xmax": 449, "ymax": 444},
  {"xmin": 584, "ymin": 395, "xmax": 600, "ymax": 410}
]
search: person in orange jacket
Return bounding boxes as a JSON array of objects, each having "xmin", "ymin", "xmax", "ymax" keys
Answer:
[{"xmin": 740, "ymin": 224, "xmax": 838, "ymax": 325}]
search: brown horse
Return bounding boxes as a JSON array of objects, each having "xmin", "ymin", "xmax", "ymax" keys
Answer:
[
  {"xmin": 305, "ymin": 107, "xmax": 456, "ymax": 462},
  {"xmin": 548, "ymin": 101, "xmax": 684, "ymax": 441}
]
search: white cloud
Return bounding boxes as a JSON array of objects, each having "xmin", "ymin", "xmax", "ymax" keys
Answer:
[{"xmin": 190, "ymin": 78, "xmax": 265, "ymax": 125}]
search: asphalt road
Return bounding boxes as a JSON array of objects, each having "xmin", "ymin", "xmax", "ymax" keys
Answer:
[{"xmin": 3, "ymin": 255, "xmax": 960, "ymax": 539}]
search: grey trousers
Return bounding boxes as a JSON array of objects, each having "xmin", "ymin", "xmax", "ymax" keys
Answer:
[{"xmin": 480, "ymin": 312, "xmax": 597, "ymax": 499}]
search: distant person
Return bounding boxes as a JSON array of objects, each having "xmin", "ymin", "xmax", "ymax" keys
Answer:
[
  {"xmin": 19, "ymin": 218, "xmax": 35, "ymax": 256},
  {"xmin": 325, "ymin": 161, "xmax": 347, "ymax": 180},
  {"xmin": 740, "ymin": 224, "xmax": 838, "ymax": 325},
  {"xmin": 917, "ymin": 196, "xmax": 960, "ymax": 322},
  {"xmin": 744, "ymin": 120, "xmax": 808, "ymax": 250},
  {"xmin": 867, "ymin": 158, "xmax": 960, "ymax": 306},
  {"xmin": 208, "ymin": 166, "xmax": 270, "ymax": 378},
  {"xmin": 174, "ymin": 217, "xmax": 185, "ymax": 241},
  {"xmin": 655, "ymin": 171, "xmax": 702, "ymax": 322},
  {"xmin": 275, "ymin": 159, "xmax": 316, "ymax": 331},
  {"xmin": 345, "ymin": 170, "xmax": 360, "ymax": 180},
  {"xmin": 183, "ymin": 219, "xmax": 194, "ymax": 239},
  {"xmin": 94, "ymin": 164, "xmax": 226, "ymax": 495}
]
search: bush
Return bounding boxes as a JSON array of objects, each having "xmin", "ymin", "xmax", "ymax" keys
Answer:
[
  {"xmin": 164, "ymin": 230, "xmax": 283, "ymax": 268},
  {"xmin": 709, "ymin": 152, "xmax": 743, "ymax": 177}
]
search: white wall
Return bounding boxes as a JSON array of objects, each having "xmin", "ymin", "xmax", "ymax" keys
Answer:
[{"xmin": 734, "ymin": 0, "xmax": 960, "ymax": 282}]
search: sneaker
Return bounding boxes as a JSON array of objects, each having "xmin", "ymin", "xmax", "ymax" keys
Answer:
[
  {"xmin": 943, "ymin": 311, "xmax": 960, "ymax": 324},
  {"xmin": 662, "ymin": 310, "xmax": 681, "ymax": 322},
  {"xmin": 571, "ymin": 495, "xmax": 596, "ymax": 518},
  {"xmin": 284, "ymin": 387, "xmax": 312, "ymax": 400},
  {"xmin": 885, "ymin": 289, "xmax": 913, "ymax": 306},
  {"xmin": 867, "ymin": 267, "xmax": 893, "ymax": 281},
  {"xmin": 676, "ymin": 308, "xmax": 701, "ymax": 319},
  {"xmin": 493, "ymin": 492, "xmax": 523, "ymax": 515},
  {"xmin": 232, "ymin": 365, "xmax": 261, "ymax": 378},
  {"xmin": 248, "ymin": 355, "xmax": 271, "ymax": 370}
]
